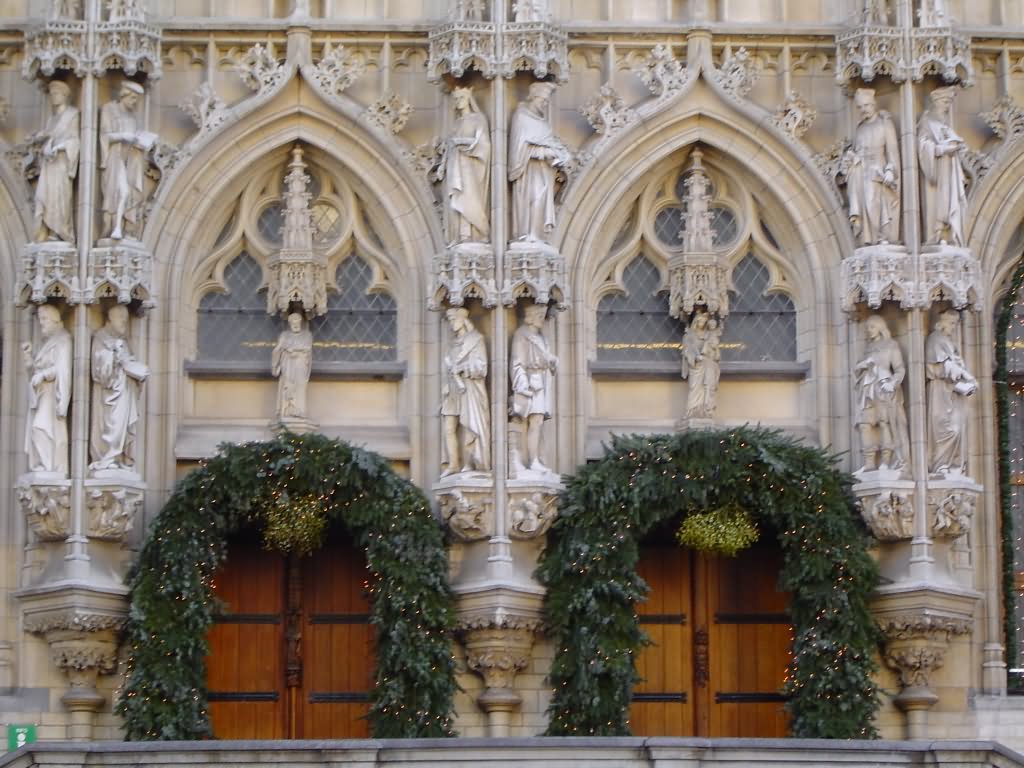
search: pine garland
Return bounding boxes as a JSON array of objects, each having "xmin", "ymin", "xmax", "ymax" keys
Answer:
[
  {"xmin": 538, "ymin": 427, "xmax": 880, "ymax": 738},
  {"xmin": 117, "ymin": 432, "xmax": 456, "ymax": 740}
]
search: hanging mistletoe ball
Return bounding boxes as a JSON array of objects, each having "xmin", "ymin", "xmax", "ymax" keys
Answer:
[
  {"xmin": 676, "ymin": 502, "xmax": 759, "ymax": 556},
  {"xmin": 261, "ymin": 491, "xmax": 328, "ymax": 555}
]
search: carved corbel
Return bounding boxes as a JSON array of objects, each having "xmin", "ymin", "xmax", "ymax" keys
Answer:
[
  {"xmin": 878, "ymin": 613, "xmax": 971, "ymax": 713},
  {"xmin": 18, "ymin": 480, "xmax": 72, "ymax": 542},
  {"xmin": 436, "ymin": 478, "xmax": 494, "ymax": 542},
  {"xmin": 429, "ymin": 243, "xmax": 498, "ymax": 310},
  {"xmin": 927, "ymin": 477, "xmax": 982, "ymax": 539},
  {"xmin": 85, "ymin": 485, "xmax": 143, "ymax": 542},
  {"xmin": 507, "ymin": 481, "xmax": 559, "ymax": 540},
  {"xmin": 852, "ymin": 478, "xmax": 915, "ymax": 541}
]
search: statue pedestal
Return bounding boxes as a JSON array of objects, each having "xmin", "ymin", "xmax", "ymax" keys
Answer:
[
  {"xmin": 502, "ymin": 241, "xmax": 567, "ymax": 308},
  {"xmin": 83, "ymin": 473, "xmax": 145, "ymax": 543},
  {"xmin": 677, "ymin": 415, "xmax": 715, "ymax": 432},
  {"xmin": 18, "ymin": 241, "xmax": 79, "ymax": 305},
  {"xmin": 89, "ymin": 239, "xmax": 154, "ymax": 307},
  {"xmin": 16, "ymin": 473, "xmax": 72, "ymax": 542},
  {"xmin": 926, "ymin": 474, "xmax": 982, "ymax": 540},
  {"xmin": 840, "ymin": 244, "xmax": 913, "ymax": 310},
  {"xmin": 434, "ymin": 472, "xmax": 494, "ymax": 542},
  {"xmin": 273, "ymin": 416, "xmax": 317, "ymax": 435},
  {"xmin": 429, "ymin": 242, "xmax": 497, "ymax": 309},
  {"xmin": 507, "ymin": 475, "xmax": 561, "ymax": 540},
  {"xmin": 852, "ymin": 473, "xmax": 916, "ymax": 541}
]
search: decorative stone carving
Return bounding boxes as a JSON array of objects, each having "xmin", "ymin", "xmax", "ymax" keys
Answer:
[
  {"xmin": 22, "ymin": 19, "xmax": 91, "ymax": 80},
  {"xmin": 178, "ymin": 82, "xmax": 228, "ymax": 136},
  {"xmin": 918, "ymin": 87, "xmax": 968, "ymax": 248},
  {"xmin": 835, "ymin": 23, "xmax": 905, "ymax": 85},
  {"xmin": 502, "ymin": 243, "xmax": 567, "ymax": 308},
  {"xmin": 502, "ymin": 19, "xmax": 568, "ymax": 82},
  {"xmin": 94, "ymin": 3, "xmax": 162, "ymax": 80},
  {"xmin": 681, "ymin": 309, "xmax": 721, "ymax": 422},
  {"xmin": 878, "ymin": 612, "xmax": 971, "ymax": 692},
  {"xmin": 363, "ymin": 91, "xmax": 413, "ymax": 135},
  {"xmin": 981, "ymin": 95, "xmax": 1024, "ymax": 145},
  {"xmin": 18, "ymin": 242, "xmax": 79, "ymax": 305},
  {"xmin": 918, "ymin": 246, "xmax": 980, "ymax": 310},
  {"xmin": 927, "ymin": 477, "xmax": 981, "ymax": 538},
  {"xmin": 853, "ymin": 479, "xmax": 915, "ymax": 540},
  {"xmin": 236, "ymin": 43, "xmax": 285, "ymax": 93},
  {"xmin": 404, "ymin": 138, "xmax": 444, "ymax": 178},
  {"xmin": 437, "ymin": 87, "xmax": 491, "ymax": 247},
  {"xmin": 99, "ymin": 81, "xmax": 158, "ymax": 241},
  {"xmin": 908, "ymin": 25, "xmax": 972, "ymax": 86},
  {"xmin": 272, "ymin": 313, "xmax": 313, "ymax": 427},
  {"xmin": 85, "ymin": 482, "xmax": 143, "ymax": 541},
  {"xmin": 22, "ymin": 610, "xmax": 125, "ymax": 634},
  {"xmin": 24, "ymin": 304, "xmax": 73, "ymax": 476},
  {"xmin": 926, "ymin": 310, "xmax": 977, "ymax": 477},
  {"xmin": 18, "ymin": 480, "xmax": 71, "ymax": 541},
  {"xmin": 847, "ymin": 88, "xmax": 901, "ymax": 247},
  {"xmin": 266, "ymin": 145, "xmax": 328, "ymax": 317},
  {"xmin": 87, "ymin": 238, "xmax": 154, "ymax": 306},
  {"xmin": 430, "ymin": 243, "xmax": 498, "ymax": 309},
  {"xmin": 508, "ymin": 303, "xmax": 558, "ymax": 479},
  {"xmin": 31, "ymin": 80, "xmax": 80, "ymax": 245},
  {"xmin": 669, "ymin": 254, "xmax": 729, "ymax": 320},
  {"xmin": 507, "ymin": 484, "xmax": 558, "ymax": 540},
  {"xmin": 509, "ymin": 82, "xmax": 571, "ymax": 245},
  {"xmin": 918, "ymin": 0, "xmax": 948, "ymax": 26},
  {"xmin": 854, "ymin": 314, "xmax": 910, "ymax": 474},
  {"xmin": 90, "ymin": 305, "xmax": 149, "ymax": 474},
  {"xmin": 812, "ymin": 138, "xmax": 854, "ymax": 201},
  {"xmin": 579, "ymin": 84, "xmax": 637, "ymax": 136},
  {"xmin": 840, "ymin": 244, "xmax": 914, "ymax": 310},
  {"xmin": 435, "ymin": 477, "xmax": 493, "ymax": 541},
  {"xmin": 441, "ymin": 308, "xmax": 491, "ymax": 476},
  {"xmin": 427, "ymin": 20, "xmax": 498, "ymax": 81},
  {"xmin": 308, "ymin": 43, "xmax": 366, "ymax": 97},
  {"xmin": 635, "ymin": 44, "xmax": 690, "ymax": 100},
  {"xmin": 771, "ymin": 91, "xmax": 817, "ymax": 140},
  {"xmin": 715, "ymin": 47, "xmax": 761, "ymax": 100}
]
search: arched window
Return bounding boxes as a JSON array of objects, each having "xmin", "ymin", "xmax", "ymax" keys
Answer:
[
  {"xmin": 596, "ymin": 255, "xmax": 684, "ymax": 364},
  {"xmin": 196, "ymin": 252, "xmax": 279, "ymax": 363},
  {"xmin": 1002, "ymin": 280, "xmax": 1024, "ymax": 676},
  {"xmin": 723, "ymin": 253, "xmax": 797, "ymax": 363},
  {"xmin": 310, "ymin": 255, "xmax": 397, "ymax": 363}
]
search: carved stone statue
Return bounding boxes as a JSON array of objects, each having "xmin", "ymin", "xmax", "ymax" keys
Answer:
[
  {"xmin": 509, "ymin": 303, "xmax": 558, "ymax": 474},
  {"xmin": 918, "ymin": 0, "xmax": 947, "ymax": 26},
  {"xmin": 23, "ymin": 304, "xmax": 72, "ymax": 475},
  {"xmin": 926, "ymin": 310, "xmax": 977, "ymax": 475},
  {"xmin": 438, "ymin": 87, "xmax": 491, "ymax": 245},
  {"xmin": 847, "ymin": 88, "xmax": 901, "ymax": 246},
  {"xmin": 854, "ymin": 315, "xmax": 910, "ymax": 473},
  {"xmin": 509, "ymin": 82, "xmax": 571, "ymax": 244},
  {"xmin": 440, "ymin": 307, "xmax": 490, "ymax": 475},
  {"xmin": 918, "ymin": 87, "xmax": 967, "ymax": 248},
  {"xmin": 512, "ymin": 0, "xmax": 546, "ymax": 21},
  {"xmin": 864, "ymin": 0, "xmax": 890, "ymax": 24},
  {"xmin": 272, "ymin": 312, "xmax": 313, "ymax": 421},
  {"xmin": 100, "ymin": 81, "xmax": 157, "ymax": 241},
  {"xmin": 32, "ymin": 80, "xmax": 80, "ymax": 244},
  {"xmin": 90, "ymin": 304, "xmax": 150, "ymax": 472},
  {"xmin": 51, "ymin": 0, "xmax": 81, "ymax": 18},
  {"xmin": 681, "ymin": 309, "xmax": 721, "ymax": 420}
]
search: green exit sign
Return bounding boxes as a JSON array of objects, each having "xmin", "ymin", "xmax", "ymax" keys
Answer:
[{"xmin": 6, "ymin": 724, "xmax": 35, "ymax": 751}]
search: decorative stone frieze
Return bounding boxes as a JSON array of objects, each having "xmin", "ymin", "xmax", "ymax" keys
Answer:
[
  {"xmin": 17, "ymin": 478, "xmax": 72, "ymax": 542},
  {"xmin": 22, "ymin": 19, "xmax": 91, "ymax": 80},
  {"xmin": 429, "ymin": 243, "xmax": 498, "ymax": 310},
  {"xmin": 501, "ymin": 21, "xmax": 568, "ymax": 82},
  {"xmin": 579, "ymin": 84, "xmax": 636, "ymax": 136},
  {"xmin": 507, "ymin": 478, "xmax": 559, "ymax": 540},
  {"xmin": 771, "ymin": 91, "xmax": 817, "ymax": 140},
  {"xmin": 84, "ymin": 481, "xmax": 143, "ymax": 542},
  {"xmin": 17, "ymin": 242, "xmax": 79, "ymax": 305},
  {"xmin": 308, "ymin": 43, "xmax": 366, "ymax": 97},
  {"xmin": 852, "ymin": 477, "xmax": 915, "ymax": 541},
  {"xmin": 362, "ymin": 92, "xmax": 413, "ymax": 135},
  {"xmin": 634, "ymin": 43, "xmax": 690, "ymax": 101},
  {"xmin": 427, "ymin": 20, "xmax": 499, "ymax": 81},
  {"xmin": 841, "ymin": 245, "xmax": 914, "ymax": 311},
  {"xmin": 714, "ymin": 47, "xmax": 761, "ymax": 100},
  {"xmin": 237, "ymin": 43, "xmax": 286, "ymax": 94},
  {"xmin": 94, "ymin": 14, "xmax": 162, "ymax": 79},
  {"xmin": 501, "ymin": 242, "xmax": 567, "ymax": 308},
  {"xmin": 835, "ymin": 24, "xmax": 906, "ymax": 85},
  {"xmin": 87, "ymin": 239, "xmax": 154, "ymax": 307},
  {"xmin": 908, "ymin": 26, "xmax": 972, "ymax": 85},
  {"xmin": 927, "ymin": 476, "xmax": 982, "ymax": 539},
  {"xmin": 23, "ymin": 610, "xmax": 126, "ymax": 635},
  {"xmin": 435, "ymin": 474, "xmax": 494, "ymax": 542}
]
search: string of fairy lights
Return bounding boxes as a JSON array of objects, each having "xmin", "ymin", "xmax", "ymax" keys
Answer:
[{"xmin": 1004, "ymin": 292, "xmax": 1024, "ymax": 682}]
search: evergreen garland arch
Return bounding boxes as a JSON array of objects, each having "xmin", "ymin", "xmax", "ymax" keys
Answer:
[
  {"xmin": 539, "ymin": 427, "xmax": 881, "ymax": 739},
  {"xmin": 118, "ymin": 432, "xmax": 456, "ymax": 740}
]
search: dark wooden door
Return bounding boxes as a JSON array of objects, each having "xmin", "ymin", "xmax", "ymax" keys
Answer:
[
  {"xmin": 631, "ymin": 539, "xmax": 791, "ymax": 737},
  {"xmin": 206, "ymin": 534, "xmax": 373, "ymax": 739}
]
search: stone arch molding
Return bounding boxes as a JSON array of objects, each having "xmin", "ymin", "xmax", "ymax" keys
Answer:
[{"xmin": 968, "ymin": 139, "xmax": 1024, "ymax": 300}]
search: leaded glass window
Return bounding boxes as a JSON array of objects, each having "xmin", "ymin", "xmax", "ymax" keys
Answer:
[
  {"xmin": 197, "ymin": 252, "xmax": 279, "ymax": 363},
  {"xmin": 1003, "ymin": 284, "xmax": 1024, "ymax": 672},
  {"xmin": 310, "ymin": 255, "xmax": 397, "ymax": 362},
  {"xmin": 721, "ymin": 253, "xmax": 797, "ymax": 362},
  {"xmin": 596, "ymin": 255, "xmax": 684, "ymax": 363}
]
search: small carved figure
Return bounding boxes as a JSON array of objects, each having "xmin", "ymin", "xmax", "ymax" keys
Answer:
[
  {"xmin": 100, "ymin": 81, "xmax": 157, "ymax": 241},
  {"xmin": 23, "ymin": 305, "xmax": 72, "ymax": 475},
  {"xmin": 681, "ymin": 309, "xmax": 721, "ymax": 420},
  {"xmin": 509, "ymin": 82, "xmax": 571, "ymax": 243},
  {"xmin": 509, "ymin": 303, "xmax": 558, "ymax": 474},
  {"xmin": 90, "ymin": 305, "xmax": 150, "ymax": 472},
  {"xmin": 512, "ymin": 0, "xmax": 546, "ymax": 21},
  {"xmin": 918, "ymin": 87, "xmax": 968, "ymax": 247},
  {"xmin": 272, "ymin": 313, "xmax": 313, "ymax": 421},
  {"xmin": 926, "ymin": 310, "xmax": 976, "ymax": 475},
  {"xmin": 437, "ymin": 87, "xmax": 491, "ymax": 245},
  {"xmin": 918, "ymin": 0, "xmax": 947, "ymax": 26},
  {"xmin": 847, "ymin": 88, "xmax": 901, "ymax": 246},
  {"xmin": 32, "ymin": 80, "xmax": 80, "ymax": 244},
  {"xmin": 854, "ymin": 315, "xmax": 911, "ymax": 473},
  {"xmin": 440, "ymin": 308, "xmax": 490, "ymax": 475},
  {"xmin": 864, "ymin": 0, "xmax": 889, "ymax": 24}
]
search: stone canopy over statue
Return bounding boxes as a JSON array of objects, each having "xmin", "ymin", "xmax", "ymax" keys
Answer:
[
  {"xmin": 23, "ymin": 304, "xmax": 73, "ymax": 476},
  {"xmin": 854, "ymin": 314, "xmax": 910, "ymax": 474},
  {"xmin": 847, "ymin": 88, "xmax": 901, "ymax": 247},
  {"xmin": 31, "ymin": 80, "xmax": 80, "ymax": 245},
  {"xmin": 100, "ymin": 81, "xmax": 158, "ymax": 241},
  {"xmin": 90, "ymin": 305, "xmax": 150, "ymax": 473}
]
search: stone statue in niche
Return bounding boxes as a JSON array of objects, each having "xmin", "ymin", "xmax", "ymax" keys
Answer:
[
  {"xmin": 864, "ymin": 0, "xmax": 890, "ymax": 24},
  {"xmin": 681, "ymin": 309, "xmax": 721, "ymax": 420},
  {"xmin": 918, "ymin": 87, "xmax": 967, "ymax": 248},
  {"xmin": 438, "ymin": 87, "xmax": 491, "ymax": 245},
  {"xmin": 512, "ymin": 0, "xmax": 547, "ymax": 21},
  {"xmin": 509, "ymin": 303, "xmax": 558, "ymax": 475},
  {"xmin": 926, "ymin": 310, "xmax": 977, "ymax": 476},
  {"xmin": 107, "ymin": 0, "xmax": 143, "ymax": 19},
  {"xmin": 918, "ymin": 0, "xmax": 947, "ymax": 26},
  {"xmin": 51, "ymin": 0, "xmax": 81, "ymax": 18},
  {"xmin": 854, "ymin": 314, "xmax": 911, "ymax": 474},
  {"xmin": 272, "ymin": 312, "xmax": 313, "ymax": 421},
  {"xmin": 441, "ymin": 307, "xmax": 491, "ymax": 476},
  {"xmin": 847, "ymin": 88, "xmax": 901, "ymax": 247},
  {"xmin": 508, "ymin": 82, "xmax": 571, "ymax": 244},
  {"xmin": 31, "ymin": 80, "xmax": 80, "ymax": 244},
  {"xmin": 100, "ymin": 81, "xmax": 157, "ymax": 241},
  {"xmin": 23, "ymin": 304, "xmax": 72, "ymax": 476},
  {"xmin": 90, "ymin": 305, "xmax": 150, "ymax": 473}
]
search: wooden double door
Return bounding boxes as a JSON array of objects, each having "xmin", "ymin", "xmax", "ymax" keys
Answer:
[
  {"xmin": 205, "ymin": 534, "xmax": 373, "ymax": 739},
  {"xmin": 631, "ymin": 539, "xmax": 792, "ymax": 737}
]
